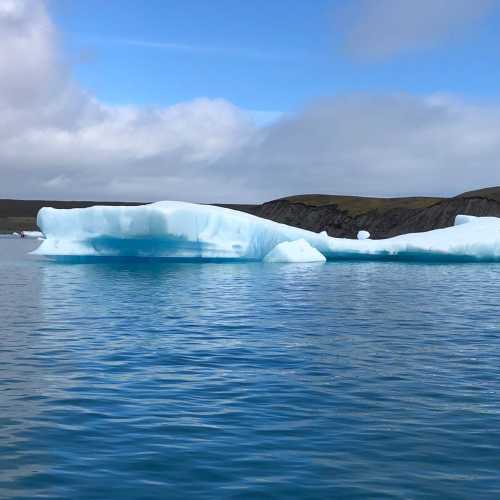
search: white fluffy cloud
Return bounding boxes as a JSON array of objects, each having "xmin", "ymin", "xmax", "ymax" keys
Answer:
[
  {"xmin": 1, "ymin": 0, "xmax": 500, "ymax": 203},
  {"xmin": 0, "ymin": 0, "xmax": 254, "ymax": 201}
]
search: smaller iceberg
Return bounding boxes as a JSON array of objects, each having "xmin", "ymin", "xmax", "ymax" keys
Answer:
[
  {"xmin": 21, "ymin": 231, "xmax": 44, "ymax": 239},
  {"xmin": 264, "ymin": 239, "xmax": 326, "ymax": 263},
  {"xmin": 357, "ymin": 230, "xmax": 370, "ymax": 240}
]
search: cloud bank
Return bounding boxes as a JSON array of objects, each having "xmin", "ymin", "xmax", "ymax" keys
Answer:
[{"xmin": 1, "ymin": 0, "xmax": 500, "ymax": 203}]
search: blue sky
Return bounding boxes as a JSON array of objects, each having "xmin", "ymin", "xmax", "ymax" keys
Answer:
[
  {"xmin": 3, "ymin": 0, "xmax": 500, "ymax": 202},
  {"xmin": 49, "ymin": 0, "xmax": 500, "ymax": 112},
  {"xmin": 51, "ymin": 0, "xmax": 332, "ymax": 111}
]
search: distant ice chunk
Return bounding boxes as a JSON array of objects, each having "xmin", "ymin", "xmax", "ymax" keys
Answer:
[
  {"xmin": 264, "ymin": 239, "xmax": 326, "ymax": 263},
  {"xmin": 329, "ymin": 214, "xmax": 500, "ymax": 261},
  {"xmin": 33, "ymin": 201, "xmax": 500, "ymax": 262},
  {"xmin": 357, "ymin": 230, "xmax": 370, "ymax": 240},
  {"xmin": 22, "ymin": 231, "xmax": 44, "ymax": 239}
]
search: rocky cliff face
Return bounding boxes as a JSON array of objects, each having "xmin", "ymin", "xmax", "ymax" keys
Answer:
[
  {"xmin": 388, "ymin": 197, "xmax": 500, "ymax": 237},
  {"xmin": 253, "ymin": 200, "xmax": 428, "ymax": 238},
  {"xmin": 226, "ymin": 187, "xmax": 500, "ymax": 239}
]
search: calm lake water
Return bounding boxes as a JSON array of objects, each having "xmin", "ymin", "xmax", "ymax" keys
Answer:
[{"xmin": 1, "ymin": 237, "xmax": 500, "ymax": 499}]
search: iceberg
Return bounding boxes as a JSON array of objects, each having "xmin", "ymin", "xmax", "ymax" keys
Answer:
[
  {"xmin": 357, "ymin": 230, "xmax": 370, "ymax": 240},
  {"xmin": 33, "ymin": 201, "xmax": 500, "ymax": 262},
  {"xmin": 263, "ymin": 239, "xmax": 326, "ymax": 263}
]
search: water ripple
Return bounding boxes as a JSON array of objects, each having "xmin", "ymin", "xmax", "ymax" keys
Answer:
[{"xmin": 1, "ymin": 240, "xmax": 500, "ymax": 498}]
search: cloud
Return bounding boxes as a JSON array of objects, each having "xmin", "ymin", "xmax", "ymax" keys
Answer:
[
  {"xmin": 0, "ymin": 0, "xmax": 254, "ymax": 201},
  {"xmin": 336, "ymin": 0, "xmax": 497, "ymax": 60},
  {"xmin": 1, "ymin": 0, "xmax": 500, "ymax": 204},
  {"xmin": 223, "ymin": 94, "xmax": 500, "ymax": 201}
]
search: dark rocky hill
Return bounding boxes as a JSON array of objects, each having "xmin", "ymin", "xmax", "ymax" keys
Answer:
[
  {"xmin": 222, "ymin": 187, "xmax": 500, "ymax": 238},
  {"xmin": 2, "ymin": 187, "xmax": 500, "ymax": 238}
]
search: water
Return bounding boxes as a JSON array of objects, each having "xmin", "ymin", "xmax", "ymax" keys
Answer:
[{"xmin": 1, "ymin": 238, "xmax": 500, "ymax": 499}]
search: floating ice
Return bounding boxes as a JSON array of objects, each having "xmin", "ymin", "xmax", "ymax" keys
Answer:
[
  {"xmin": 22, "ymin": 230, "xmax": 44, "ymax": 239},
  {"xmin": 264, "ymin": 239, "xmax": 326, "ymax": 263},
  {"xmin": 34, "ymin": 201, "xmax": 320, "ymax": 260},
  {"xmin": 357, "ymin": 230, "xmax": 370, "ymax": 240},
  {"xmin": 33, "ymin": 201, "xmax": 500, "ymax": 262}
]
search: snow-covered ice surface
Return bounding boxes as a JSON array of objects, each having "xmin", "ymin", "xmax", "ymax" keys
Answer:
[
  {"xmin": 264, "ymin": 239, "xmax": 326, "ymax": 263},
  {"xmin": 34, "ymin": 201, "xmax": 500, "ymax": 262}
]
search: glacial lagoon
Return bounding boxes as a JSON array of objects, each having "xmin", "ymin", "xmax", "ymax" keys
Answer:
[{"xmin": 2, "ymin": 237, "xmax": 500, "ymax": 499}]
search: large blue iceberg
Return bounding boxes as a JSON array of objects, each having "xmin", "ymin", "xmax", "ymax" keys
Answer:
[{"xmin": 33, "ymin": 201, "xmax": 500, "ymax": 262}]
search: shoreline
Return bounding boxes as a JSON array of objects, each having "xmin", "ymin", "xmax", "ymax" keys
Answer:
[{"xmin": 1, "ymin": 186, "xmax": 500, "ymax": 238}]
